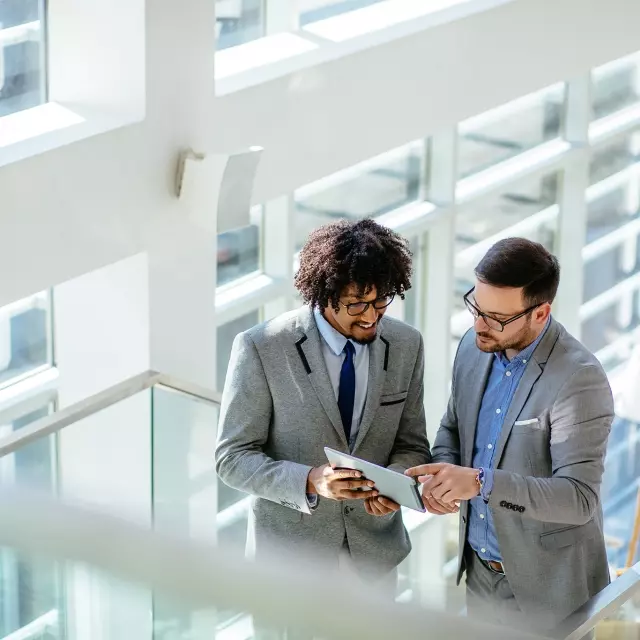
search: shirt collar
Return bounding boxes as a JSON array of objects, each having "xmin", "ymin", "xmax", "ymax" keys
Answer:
[
  {"xmin": 496, "ymin": 317, "xmax": 551, "ymax": 367},
  {"xmin": 313, "ymin": 307, "xmax": 362, "ymax": 356}
]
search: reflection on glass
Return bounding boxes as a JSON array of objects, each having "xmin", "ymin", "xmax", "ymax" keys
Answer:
[
  {"xmin": 582, "ymin": 293, "xmax": 640, "ymax": 360},
  {"xmin": 592, "ymin": 52, "xmax": 640, "ymax": 120},
  {"xmin": 215, "ymin": 0, "xmax": 264, "ymax": 50},
  {"xmin": 590, "ymin": 130, "xmax": 640, "ymax": 187},
  {"xmin": 0, "ymin": 403, "xmax": 60, "ymax": 638},
  {"xmin": 300, "ymin": 0, "xmax": 384, "ymax": 25},
  {"xmin": 294, "ymin": 141, "xmax": 423, "ymax": 249},
  {"xmin": 457, "ymin": 84, "xmax": 565, "ymax": 178},
  {"xmin": 0, "ymin": 0, "xmax": 46, "ymax": 117},
  {"xmin": 217, "ymin": 225, "xmax": 261, "ymax": 287},
  {"xmin": 587, "ymin": 159, "xmax": 640, "ymax": 245},
  {"xmin": 584, "ymin": 241, "xmax": 640, "ymax": 303},
  {"xmin": 0, "ymin": 291, "xmax": 52, "ymax": 389}
]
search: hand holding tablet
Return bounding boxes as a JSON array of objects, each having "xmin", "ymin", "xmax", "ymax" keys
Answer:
[{"xmin": 324, "ymin": 447, "xmax": 426, "ymax": 512}]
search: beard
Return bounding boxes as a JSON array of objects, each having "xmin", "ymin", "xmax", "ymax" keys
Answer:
[
  {"xmin": 349, "ymin": 318, "xmax": 382, "ymax": 345},
  {"xmin": 475, "ymin": 321, "xmax": 536, "ymax": 354}
]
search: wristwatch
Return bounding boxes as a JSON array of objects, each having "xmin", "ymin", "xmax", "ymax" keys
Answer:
[{"xmin": 475, "ymin": 467, "xmax": 485, "ymax": 496}]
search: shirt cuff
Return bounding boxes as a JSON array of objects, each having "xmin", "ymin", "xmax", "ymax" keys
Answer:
[
  {"xmin": 306, "ymin": 493, "xmax": 319, "ymax": 510},
  {"xmin": 480, "ymin": 467, "xmax": 494, "ymax": 502}
]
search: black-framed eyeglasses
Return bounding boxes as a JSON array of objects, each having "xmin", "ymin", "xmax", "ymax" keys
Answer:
[
  {"xmin": 339, "ymin": 294, "xmax": 395, "ymax": 317},
  {"xmin": 463, "ymin": 287, "xmax": 540, "ymax": 332}
]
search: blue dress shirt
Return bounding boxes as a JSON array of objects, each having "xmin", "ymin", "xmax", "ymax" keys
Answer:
[{"xmin": 468, "ymin": 320, "xmax": 550, "ymax": 562}]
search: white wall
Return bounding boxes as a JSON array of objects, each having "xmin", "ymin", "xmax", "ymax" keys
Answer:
[{"xmin": 0, "ymin": 0, "xmax": 639, "ymax": 381}]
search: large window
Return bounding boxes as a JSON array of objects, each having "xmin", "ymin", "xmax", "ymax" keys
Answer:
[
  {"xmin": 451, "ymin": 172, "xmax": 560, "ymax": 350},
  {"xmin": 215, "ymin": 0, "xmax": 264, "ymax": 51},
  {"xmin": 592, "ymin": 53, "xmax": 640, "ymax": 121},
  {"xmin": 300, "ymin": 0, "xmax": 383, "ymax": 25},
  {"xmin": 457, "ymin": 84, "xmax": 565, "ymax": 179},
  {"xmin": 0, "ymin": 291, "xmax": 53, "ymax": 389},
  {"xmin": 0, "ymin": 0, "xmax": 46, "ymax": 117},
  {"xmin": 294, "ymin": 140, "xmax": 424, "ymax": 249}
]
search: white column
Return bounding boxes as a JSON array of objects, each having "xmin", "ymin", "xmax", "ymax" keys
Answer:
[
  {"xmin": 555, "ymin": 75, "xmax": 591, "ymax": 337},
  {"xmin": 424, "ymin": 129, "xmax": 457, "ymax": 444}
]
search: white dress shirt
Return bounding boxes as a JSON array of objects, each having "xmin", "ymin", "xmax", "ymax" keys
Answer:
[{"xmin": 313, "ymin": 308, "xmax": 370, "ymax": 449}]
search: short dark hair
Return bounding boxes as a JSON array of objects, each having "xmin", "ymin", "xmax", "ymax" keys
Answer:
[
  {"xmin": 475, "ymin": 237, "xmax": 560, "ymax": 306},
  {"xmin": 295, "ymin": 219, "xmax": 412, "ymax": 311}
]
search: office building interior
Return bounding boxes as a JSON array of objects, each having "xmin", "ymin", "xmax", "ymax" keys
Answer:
[{"xmin": 0, "ymin": 0, "xmax": 639, "ymax": 638}]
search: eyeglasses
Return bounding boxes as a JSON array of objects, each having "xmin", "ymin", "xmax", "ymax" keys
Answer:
[
  {"xmin": 339, "ymin": 294, "xmax": 395, "ymax": 317},
  {"xmin": 463, "ymin": 287, "xmax": 540, "ymax": 333}
]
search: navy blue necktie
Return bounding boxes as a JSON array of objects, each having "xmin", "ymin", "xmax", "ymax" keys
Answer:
[{"xmin": 338, "ymin": 341, "xmax": 356, "ymax": 441}]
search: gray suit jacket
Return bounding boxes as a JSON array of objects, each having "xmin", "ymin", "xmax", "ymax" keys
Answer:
[
  {"xmin": 433, "ymin": 318, "xmax": 614, "ymax": 623},
  {"xmin": 215, "ymin": 305, "xmax": 431, "ymax": 575}
]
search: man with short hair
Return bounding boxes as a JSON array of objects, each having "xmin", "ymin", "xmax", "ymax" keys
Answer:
[
  {"xmin": 407, "ymin": 237, "xmax": 613, "ymax": 632},
  {"xmin": 216, "ymin": 219, "xmax": 431, "ymax": 589}
]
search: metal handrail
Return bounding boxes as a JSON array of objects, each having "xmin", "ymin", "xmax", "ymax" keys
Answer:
[
  {"xmin": 0, "ymin": 370, "xmax": 221, "ymax": 458},
  {"xmin": 551, "ymin": 563, "xmax": 640, "ymax": 640}
]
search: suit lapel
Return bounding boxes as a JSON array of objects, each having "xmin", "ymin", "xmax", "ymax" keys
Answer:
[
  {"xmin": 353, "ymin": 333, "xmax": 388, "ymax": 452},
  {"xmin": 295, "ymin": 308, "xmax": 348, "ymax": 448},
  {"xmin": 491, "ymin": 360, "xmax": 542, "ymax": 467},
  {"xmin": 493, "ymin": 319, "xmax": 562, "ymax": 467},
  {"xmin": 463, "ymin": 349, "xmax": 493, "ymax": 467}
]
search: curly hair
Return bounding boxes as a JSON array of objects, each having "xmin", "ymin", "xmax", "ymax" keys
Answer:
[{"xmin": 295, "ymin": 219, "xmax": 413, "ymax": 312}]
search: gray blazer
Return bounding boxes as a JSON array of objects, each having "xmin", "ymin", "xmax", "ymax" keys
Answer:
[
  {"xmin": 215, "ymin": 305, "xmax": 431, "ymax": 576},
  {"xmin": 433, "ymin": 318, "xmax": 614, "ymax": 624}
]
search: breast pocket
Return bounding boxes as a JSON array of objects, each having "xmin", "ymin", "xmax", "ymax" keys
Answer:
[
  {"xmin": 379, "ymin": 391, "xmax": 408, "ymax": 407},
  {"xmin": 512, "ymin": 418, "xmax": 546, "ymax": 432}
]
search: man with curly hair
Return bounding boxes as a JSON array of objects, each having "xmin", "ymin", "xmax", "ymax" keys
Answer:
[{"xmin": 216, "ymin": 218, "xmax": 432, "ymax": 591}]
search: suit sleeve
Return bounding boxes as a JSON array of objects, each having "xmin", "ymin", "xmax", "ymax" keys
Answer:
[
  {"xmin": 215, "ymin": 332, "xmax": 313, "ymax": 514},
  {"xmin": 387, "ymin": 334, "xmax": 432, "ymax": 473},
  {"xmin": 489, "ymin": 365, "xmax": 613, "ymax": 524}
]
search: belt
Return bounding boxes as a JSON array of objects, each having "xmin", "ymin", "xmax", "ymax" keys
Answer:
[{"xmin": 475, "ymin": 551, "xmax": 505, "ymax": 575}]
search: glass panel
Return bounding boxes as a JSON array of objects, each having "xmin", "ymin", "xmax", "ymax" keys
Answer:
[
  {"xmin": 582, "ymin": 293, "xmax": 640, "ymax": 365},
  {"xmin": 457, "ymin": 84, "xmax": 565, "ymax": 179},
  {"xmin": 584, "ymin": 240, "xmax": 640, "ymax": 303},
  {"xmin": 152, "ymin": 385, "xmax": 219, "ymax": 639},
  {"xmin": 592, "ymin": 52, "xmax": 640, "ymax": 120},
  {"xmin": 0, "ymin": 291, "xmax": 52, "ymax": 389},
  {"xmin": 215, "ymin": 0, "xmax": 264, "ymax": 51},
  {"xmin": 0, "ymin": 0, "xmax": 46, "ymax": 117},
  {"xmin": 294, "ymin": 141, "xmax": 424, "ymax": 250},
  {"xmin": 595, "ymin": 597, "xmax": 640, "ymax": 640},
  {"xmin": 217, "ymin": 224, "xmax": 261, "ymax": 287},
  {"xmin": 300, "ymin": 0, "xmax": 384, "ymax": 25},
  {"xmin": 590, "ymin": 130, "xmax": 640, "ymax": 188},
  {"xmin": 0, "ymin": 401, "xmax": 58, "ymax": 638},
  {"xmin": 587, "ymin": 160, "xmax": 640, "ymax": 246}
]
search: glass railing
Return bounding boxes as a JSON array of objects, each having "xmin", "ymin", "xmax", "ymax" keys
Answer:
[
  {"xmin": 0, "ymin": 370, "xmax": 638, "ymax": 640},
  {"xmin": 0, "ymin": 371, "xmax": 220, "ymax": 639},
  {"xmin": 0, "ymin": 489, "xmax": 550, "ymax": 640}
]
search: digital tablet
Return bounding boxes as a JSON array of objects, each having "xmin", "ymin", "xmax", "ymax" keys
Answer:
[{"xmin": 324, "ymin": 447, "xmax": 425, "ymax": 512}]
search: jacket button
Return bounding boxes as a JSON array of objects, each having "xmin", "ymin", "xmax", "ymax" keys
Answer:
[
  {"xmin": 500, "ymin": 501, "xmax": 507, "ymax": 508},
  {"xmin": 344, "ymin": 506, "xmax": 350, "ymax": 515},
  {"xmin": 505, "ymin": 502, "xmax": 513, "ymax": 509},
  {"xmin": 519, "ymin": 506, "xmax": 525, "ymax": 513}
]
